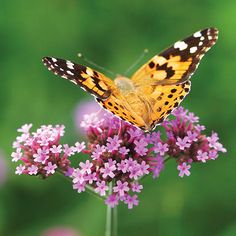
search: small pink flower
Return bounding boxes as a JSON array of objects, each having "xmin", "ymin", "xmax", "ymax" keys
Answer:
[
  {"xmin": 186, "ymin": 112, "xmax": 199, "ymax": 123},
  {"xmin": 79, "ymin": 160, "xmax": 93, "ymax": 174},
  {"xmin": 44, "ymin": 162, "xmax": 57, "ymax": 175},
  {"xmin": 176, "ymin": 137, "xmax": 191, "ymax": 150},
  {"xmin": 209, "ymin": 150, "xmax": 218, "ymax": 160},
  {"xmin": 28, "ymin": 165, "xmax": 38, "ymax": 175},
  {"xmin": 11, "ymin": 148, "xmax": 22, "ymax": 162},
  {"xmin": 119, "ymin": 146, "xmax": 129, "ymax": 156},
  {"xmin": 33, "ymin": 148, "xmax": 49, "ymax": 164},
  {"xmin": 196, "ymin": 150, "xmax": 208, "ymax": 163},
  {"xmin": 107, "ymin": 135, "xmax": 122, "ymax": 152},
  {"xmin": 207, "ymin": 132, "xmax": 219, "ymax": 148},
  {"xmin": 131, "ymin": 182, "xmax": 143, "ymax": 193},
  {"xmin": 95, "ymin": 181, "xmax": 108, "ymax": 196},
  {"xmin": 16, "ymin": 133, "xmax": 30, "ymax": 143},
  {"xmin": 72, "ymin": 169, "xmax": 85, "ymax": 184},
  {"xmin": 138, "ymin": 161, "xmax": 150, "ymax": 175},
  {"xmin": 63, "ymin": 144, "xmax": 75, "ymax": 157},
  {"xmin": 91, "ymin": 144, "xmax": 106, "ymax": 160},
  {"xmin": 100, "ymin": 161, "xmax": 116, "ymax": 179},
  {"xmin": 85, "ymin": 173, "xmax": 97, "ymax": 184},
  {"xmin": 154, "ymin": 142, "xmax": 169, "ymax": 156},
  {"xmin": 105, "ymin": 194, "xmax": 119, "ymax": 208},
  {"xmin": 117, "ymin": 160, "xmax": 128, "ymax": 173},
  {"xmin": 124, "ymin": 195, "xmax": 139, "ymax": 209},
  {"xmin": 187, "ymin": 131, "xmax": 198, "ymax": 142},
  {"xmin": 113, "ymin": 180, "xmax": 129, "ymax": 196},
  {"xmin": 177, "ymin": 162, "xmax": 191, "ymax": 177},
  {"xmin": 17, "ymin": 123, "xmax": 32, "ymax": 133},
  {"xmin": 73, "ymin": 142, "xmax": 85, "ymax": 153},
  {"xmin": 15, "ymin": 164, "xmax": 25, "ymax": 175},
  {"xmin": 134, "ymin": 139, "xmax": 148, "ymax": 156},
  {"xmin": 73, "ymin": 182, "xmax": 86, "ymax": 193},
  {"xmin": 129, "ymin": 166, "xmax": 140, "ymax": 180},
  {"xmin": 50, "ymin": 145, "xmax": 62, "ymax": 154}
]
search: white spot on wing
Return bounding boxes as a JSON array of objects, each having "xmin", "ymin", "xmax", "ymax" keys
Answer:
[
  {"xmin": 198, "ymin": 41, "xmax": 203, "ymax": 46},
  {"xmin": 52, "ymin": 58, "xmax": 57, "ymax": 62},
  {"xmin": 200, "ymin": 36, "xmax": 205, "ymax": 41},
  {"xmin": 190, "ymin": 46, "xmax": 198, "ymax": 53},
  {"xmin": 66, "ymin": 61, "xmax": 74, "ymax": 70},
  {"xmin": 208, "ymin": 35, "xmax": 212, "ymax": 40},
  {"xmin": 174, "ymin": 41, "xmax": 188, "ymax": 51},
  {"xmin": 193, "ymin": 31, "xmax": 202, "ymax": 37},
  {"xmin": 67, "ymin": 70, "xmax": 74, "ymax": 75},
  {"xmin": 71, "ymin": 80, "xmax": 77, "ymax": 85}
]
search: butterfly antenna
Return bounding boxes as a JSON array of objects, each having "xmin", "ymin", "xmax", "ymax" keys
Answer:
[
  {"xmin": 124, "ymin": 48, "xmax": 149, "ymax": 76},
  {"xmin": 78, "ymin": 53, "xmax": 116, "ymax": 77}
]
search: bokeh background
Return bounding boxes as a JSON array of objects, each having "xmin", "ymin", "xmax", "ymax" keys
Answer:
[{"xmin": 1, "ymin": 0, "xmax": 236, "ymax": 235}]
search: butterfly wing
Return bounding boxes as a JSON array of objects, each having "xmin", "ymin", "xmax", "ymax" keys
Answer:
[
  {"xmin": 129, "ymin": 27, "xmax": 218, "ymax": 131},
  {"xmin": 131, "ymin": 27, "xmax": 218, "ymax": 86},
  {"xmin": 42, "ymin": 56, "xmax": 147, "ymax": 128},
  {"xmin": 42, "ymin": 57, "xmax": 115, "ymax": 100},
  {"xmin": 147, "ymin": 81, "xmax": 191, "ymax": 130},
  {"xmin": 96, "ymin": 95, "xmax": 147, "ymax": 130}
]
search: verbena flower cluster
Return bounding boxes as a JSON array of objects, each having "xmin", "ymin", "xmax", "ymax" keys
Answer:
[
  {"xmin": 11, "ymin": 106, "xmax": 226, "ymax": 209},
  {"xmin": 11, "ymin": 124, "xmax": 85, "ymax": 177}
]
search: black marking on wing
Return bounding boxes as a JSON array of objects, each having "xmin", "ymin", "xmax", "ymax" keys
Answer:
[
  {"xmin": 42, "ymin": 57, "xmax": 112, "ymax": 99},
  {"xmin": 160, "ymin": 27, "xmax": 218, "ymax": 83}
]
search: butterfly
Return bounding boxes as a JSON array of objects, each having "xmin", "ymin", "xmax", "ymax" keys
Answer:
[{"xmin": 42, "ymin": 27, "xmax": 218, "ymax": 132}]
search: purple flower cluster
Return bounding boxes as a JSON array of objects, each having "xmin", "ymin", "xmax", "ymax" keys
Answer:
[
  {"xmin": 11, "ymin": 105, "xmax": 226, "ymax": 209},
  {"xmin": 11, "ymin": 124, "xmax": 85, "ymax": 177},
  {"xmin": 161, "ymin": 107, "xmax": 226, "ymax": 177},
  {"xmin": 72, "ymin": 112, "xmax": 163, "ymax": 209}
]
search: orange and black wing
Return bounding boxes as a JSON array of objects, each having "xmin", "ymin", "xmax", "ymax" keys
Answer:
[
  {"xmin": 131, "ymin": 27, "xmax": 218, "ymax": 87},
  {"xmin": 42, "ymin": 57, "xmax": 115, "ymax": 100}
]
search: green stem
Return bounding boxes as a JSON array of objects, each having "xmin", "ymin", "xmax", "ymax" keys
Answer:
[
  {"xmin": 164, "ymin": 156, "xmax": 171, "ymax": 163},
  {"xmin": 105, "ymin": 182, "xmax": 118, "ymax": 236}
]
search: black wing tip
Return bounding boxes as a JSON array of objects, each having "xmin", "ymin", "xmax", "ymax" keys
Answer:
[
  {"xmin": 42, "ymin": 56, "xmax": 53, "ymax": 65},
  {"xmin": 200, "ymin": 27, "xmax": 218, "ymax": 33},
  {"xmin": 201, "ymin": 27, "xmax": 219, "ymax": 38},
  {"xmin": 195, "ymin": 27, "xmax": 218, "ymax": 46}
]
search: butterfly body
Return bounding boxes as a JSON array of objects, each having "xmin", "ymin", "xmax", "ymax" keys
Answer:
[{"xmin": 43, "ymin": 27, "xmax": 218, "ymax": 132}]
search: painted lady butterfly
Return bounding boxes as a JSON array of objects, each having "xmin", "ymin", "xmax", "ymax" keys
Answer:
[{"xmin": 43, "ymin": 27, "xmax": 218, "ymax": 131}]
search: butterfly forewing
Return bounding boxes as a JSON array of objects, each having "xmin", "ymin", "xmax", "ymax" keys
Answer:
[
  {"xmin": 42, "ymin": 57, "xmax": 115, "ymax": 100},
  {"xmin": 131, "ymin": 27, "xmax": 218, "ymax": 86}
]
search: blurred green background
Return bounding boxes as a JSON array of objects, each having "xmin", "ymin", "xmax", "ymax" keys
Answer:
[{"xmin": 0, "ymin": 0, "xmax": 236, "ymax": 235}]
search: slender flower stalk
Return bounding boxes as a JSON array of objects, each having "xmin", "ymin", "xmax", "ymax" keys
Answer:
[
  {"xmin": 0, "ymin": 150, "xmax": 7, "ymax": 187},
  {"xmin": 105, "ymin": 182, "xmax": 118, "ymax": 236}
]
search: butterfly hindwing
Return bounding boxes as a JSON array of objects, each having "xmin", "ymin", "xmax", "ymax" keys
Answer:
[
  {"xmin": 42, "ymin": 57, "xmax": 115, "ymax": 100},
  {"xmin": 96, "ymin": 94, "xmax": 147, "ymax": 129},
  {"xmin": 131, "ymin": 27, "xmax": 218, "ymax": 86},
  {"xmin": 149, "ymin": 81, "xmax": 191, "ymax": 129}
]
